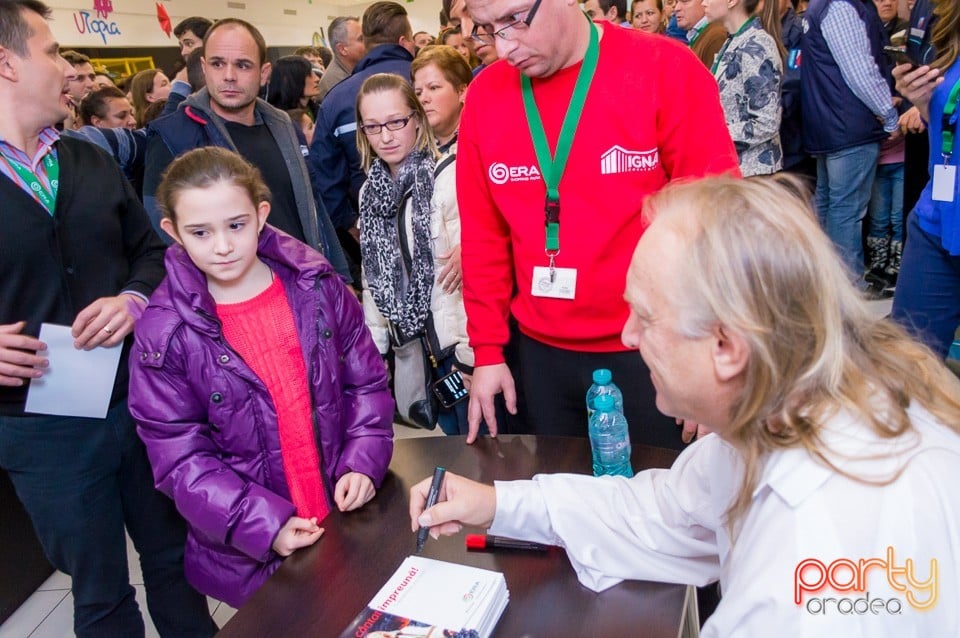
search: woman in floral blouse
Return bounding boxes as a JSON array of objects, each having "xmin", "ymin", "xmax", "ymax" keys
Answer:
[{"xmin": 704, "ymin": 0, "xmax": 785, "ymax": 176}]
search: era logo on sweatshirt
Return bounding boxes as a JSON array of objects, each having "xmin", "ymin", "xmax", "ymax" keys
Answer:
[
  {"xmin": 488, "ymin": 162, "xmax": 542, "ymax": 185},
  {"xmin": 600, "ymin": 146, "xmax": 659, "ymax": 175}
]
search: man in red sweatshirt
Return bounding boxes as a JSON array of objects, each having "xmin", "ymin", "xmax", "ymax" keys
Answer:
[{"xmin": 459, "ymin": 0, "xmax": 739, "ymax": 447}]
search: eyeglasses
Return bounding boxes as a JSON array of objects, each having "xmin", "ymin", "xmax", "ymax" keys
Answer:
[
  {"xmin": 359, "ymin": 112, "xmax": 416, "ymax": 135},
  {"xmin": 470, "ymin": 0, "xmax": 542, "ymax": 44}
]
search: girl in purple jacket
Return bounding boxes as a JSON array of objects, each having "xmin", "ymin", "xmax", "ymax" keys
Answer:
[{"xmin": 128, "ymin": 147, "xmax": 394, "ymax": 608}]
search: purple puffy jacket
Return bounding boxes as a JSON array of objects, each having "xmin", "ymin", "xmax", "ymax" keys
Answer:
[{"xmin": 128, "ymin": 227, "xmax": 394, "ymax": 607}]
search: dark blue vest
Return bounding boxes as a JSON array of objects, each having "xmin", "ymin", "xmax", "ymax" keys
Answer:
[
  {"xmin": 780, "ymin": 8, "xmax": 805, "ymax": 169},
  {"xmin": 801, "ymin": 0, "xmax": 890, "ymax": 154},
  {"xmin": 907, "ymin": 0, "xmax": 937, "ymax": 66}
]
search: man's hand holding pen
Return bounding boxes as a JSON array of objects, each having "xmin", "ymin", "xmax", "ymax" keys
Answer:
[{"xmin": 410, "ymin": 471, "xmax": 497, "ymax": 543}]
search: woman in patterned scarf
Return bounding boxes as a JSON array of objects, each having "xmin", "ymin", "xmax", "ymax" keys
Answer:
[{"xmin": 355, "ymin": 73, "xmax": 477, "ymax": 435}]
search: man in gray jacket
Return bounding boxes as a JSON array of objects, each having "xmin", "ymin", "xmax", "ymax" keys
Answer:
[
  {"xmin": 317, "ymin": 16, "xmax": 365, "ymax": 103},
  {"xmin": 143, "ymin": 18, "xmax": 348, "ymax": 277}
]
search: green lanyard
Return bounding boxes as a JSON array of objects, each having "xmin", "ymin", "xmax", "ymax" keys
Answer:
[
  {"xmin": 940, "ymin": 77, "xmax": 960, "ymax": 161},
  {"xmin": 710, "ymin": 17, "xmax": 757, "ymax": 76},
  {"xmin": 7, "ymin": 152, "xmax": 59, "ymax": 215},
  {"xmin": 521, "ymin": 15, "xmax": 599, "ymax": 268}
]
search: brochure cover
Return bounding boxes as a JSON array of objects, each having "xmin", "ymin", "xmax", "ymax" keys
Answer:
[{"xmin": 339, "ymin": 556, "xmax": 509, "ymax": 638}]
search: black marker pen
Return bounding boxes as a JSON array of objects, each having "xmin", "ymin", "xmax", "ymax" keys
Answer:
[{"xmin": 416, "ymin": 466, "xmax": 446, "ymax": 553}]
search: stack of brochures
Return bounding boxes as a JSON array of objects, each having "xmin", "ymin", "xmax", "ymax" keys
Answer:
[{"xmin": 340, "ymin": 556, "xmax": 509, "ymax": 638}]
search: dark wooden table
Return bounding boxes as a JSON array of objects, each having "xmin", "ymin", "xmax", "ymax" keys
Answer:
[{"xmin": 218, "ymin": 435, "xmax": 688, "ymax": 638}]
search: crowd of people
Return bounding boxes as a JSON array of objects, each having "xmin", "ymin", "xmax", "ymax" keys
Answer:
[{"xmin": 1, "ymin": 0, "xmax": 959, "ymax": 635}]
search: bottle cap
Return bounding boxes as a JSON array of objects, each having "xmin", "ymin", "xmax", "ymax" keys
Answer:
[
  {"xmin": 592, "ymin": 368, "xmax": 612, "ymax": 384},
  {"xmin": 595, "ymin": 394, "xmax": 615, "ymax": 412}
]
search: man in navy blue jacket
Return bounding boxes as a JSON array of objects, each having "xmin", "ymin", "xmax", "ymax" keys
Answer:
[
  {"xmin": 779, "ymin": 0, "xmax": 808, "ymax": 175},
  {"xmin": 309, "ymin": 1, "xmax": 416, "ymax": 286},
  {"xmin": 801, "ymin": 0, "xmax": 897, "ymax": 285}
]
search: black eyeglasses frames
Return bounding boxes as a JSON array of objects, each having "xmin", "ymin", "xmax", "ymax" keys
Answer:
[
  {"xmin": 359, "ymin": 112, "xmax": 417, "ymax": 136},
  {"xmin": 470, "ymin": 0, "xmax": 543, "ymax": 44}
]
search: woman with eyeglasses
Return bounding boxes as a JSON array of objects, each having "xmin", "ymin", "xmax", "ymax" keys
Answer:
[{"xmin": 355, "ymin": 73, "xmax": 479, "ymax": 436}]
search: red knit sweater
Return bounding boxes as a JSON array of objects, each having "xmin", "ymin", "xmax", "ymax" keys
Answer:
[
  {"xmin": 217, "ymin": 275, "xmax": 330, "ymax": 521},
  {"xmin": 457, "ymin": 24, "xmax": 740, "ymax": 365}
]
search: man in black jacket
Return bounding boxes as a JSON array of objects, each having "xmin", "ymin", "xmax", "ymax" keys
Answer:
[{"xmin": 0, "ymin": 2, "xmax": 217, "ymax": 636}]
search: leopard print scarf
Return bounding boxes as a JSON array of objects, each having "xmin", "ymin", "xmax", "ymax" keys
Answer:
[{"xmin": 360, "ymin": 150, "xmax": 436, "ymax": 340}]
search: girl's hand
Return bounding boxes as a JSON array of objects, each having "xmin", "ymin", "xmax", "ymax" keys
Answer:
[
  {"xmin": 437, "ymin": 243, "xmax": 463, "ymax": 293},
  {"xmin": 272, "ymin": 516, "xmax": 323, "ymax": 557},
  {"xmin": 335, "ymin": 472, "xmax": 376, "ymax": 511}
]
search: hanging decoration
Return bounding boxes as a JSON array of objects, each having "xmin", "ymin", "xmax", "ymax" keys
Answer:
[
  {"xmin": 157, "ymin": 2, "xmax": 172, "ymax": 38},
  {"xmin": 93, "ymin": 0, "xmax": 114, "ymax": 18}
]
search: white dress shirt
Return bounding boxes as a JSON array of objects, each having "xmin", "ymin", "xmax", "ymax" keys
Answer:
[{"xmin": 490, "ymin": 403, "xmax": 960, "ymax": 637}]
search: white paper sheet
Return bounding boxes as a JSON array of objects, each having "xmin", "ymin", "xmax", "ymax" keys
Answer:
[{"xmin": 24, "ymin": 323, "xmax": 123, "ymax": 419}]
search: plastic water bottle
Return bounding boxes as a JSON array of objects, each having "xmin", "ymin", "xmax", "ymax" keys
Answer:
[
  {"xmin": 589, "ymin": 394, "xmax": 633, "ymax": 477},
  {"xmin": 585, "ymin": 368, "xmax": 624, "ymax": 419}
]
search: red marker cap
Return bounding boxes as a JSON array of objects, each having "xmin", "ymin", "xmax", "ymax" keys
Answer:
[
  {"xmin": 465, "ymin": 534, "xmax": 488, "ymax": 550},
  {"xmin": 465, "ymin": 534, "xmax": 550, "ymax": 552}
]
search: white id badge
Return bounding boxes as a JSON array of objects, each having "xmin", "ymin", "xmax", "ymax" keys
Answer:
[
  {"xmin": 932, "ymin": 165, "xmax": 957, "ymax": 202},
  {"xmin": 531, "ymin": 266, "xmax": 577, "ymax": 299}
]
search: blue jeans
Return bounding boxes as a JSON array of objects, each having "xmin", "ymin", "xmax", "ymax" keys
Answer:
[
  {"xmin": 436, "ymin": 394, "xmax": 471, "ymax": 436},
  {"xmin": 867, "ymin": 162, "xmax": 905, "ymax": 242},
  {"xmin": 892, "ymin": 214, "xmax": 960, "ymax": 358},
  {"xmin": 0, "ymin": 401, "xmax": 217, "ymax": 638},
  {"xmin": 815, "ymin": 142, "xmax": 881, "ymax": 281}
]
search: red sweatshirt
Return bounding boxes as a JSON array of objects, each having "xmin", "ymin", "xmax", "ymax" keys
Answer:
[
  {"xmin": 218, "ymin": 276, "xmax": 330, "ymax": 522},
  {"xmin": 457, "ymin": 24, "xmax": 740, "ymax": 366}
]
